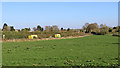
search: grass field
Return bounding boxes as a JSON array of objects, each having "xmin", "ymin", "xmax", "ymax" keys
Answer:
[{"xmin": 2, "ymin": 35, "xmax": 118, "ymax": 66}]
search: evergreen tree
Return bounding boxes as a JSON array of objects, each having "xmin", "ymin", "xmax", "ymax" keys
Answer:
[
  {"xmin": 37, "ymin": 25, "xmax": 42, "ymax": 31},
  {"xmin": 61, "ymin": 28, "xmax": 63, "ymax": 31},
  {"xmin": 10, "ymin": 26, "xmax": 15, "ymax": 31},
  {"xmin": 67, "ymin": 28, "xmax": 70, "ymax": 31},
  {"xmin": 2, "ymin": 23, "xmax": 8, "ymax": 31}
]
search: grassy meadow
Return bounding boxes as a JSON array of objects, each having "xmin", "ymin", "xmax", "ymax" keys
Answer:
[{"xmin": 2, "ymin": 35, "xmax": 118, "ymax": 66}]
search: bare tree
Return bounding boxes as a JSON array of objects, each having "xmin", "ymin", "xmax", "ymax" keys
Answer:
[
  {"xmin": 82, "ymin": 23, "xmax": 89, "ymax": 31},
  {"xmin": 100, "ymin": 24, "xmax": 106, "ymax": 28},
  {"xmin": 85, "ymin": 23, "xmax": 89, "ymax": 28},
  {"xmin": 33, "ymin": 27, "xmax": 37, "ymax": 31},
  {"xmin": 87, "ymin": 23, "xmax": 99, "ymax": 32},
  {"xmin": 52, "ymin": 25, "xmax": 59, "ymax": 31},
  {"xmin": 82, "ymin": 26, "xmax": 86, "ymax": 30},
  {"xmin": 45, "ymin": 26, "xmax": 50, "ymax": 32}
]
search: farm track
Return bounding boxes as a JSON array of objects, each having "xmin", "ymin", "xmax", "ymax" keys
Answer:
[{"xmin": 2, "ymin": 34, "xmax": 92, "ymax": 42}]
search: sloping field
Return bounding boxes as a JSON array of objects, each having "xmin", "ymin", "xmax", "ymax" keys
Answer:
[{"xmin": 2, "ymin": 35, "xmax": 118, "ymax": 66}]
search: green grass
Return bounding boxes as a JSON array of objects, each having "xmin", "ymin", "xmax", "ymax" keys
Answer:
[{"xmin": 2, "ymin": 35, "xmax": 118, "ymax": 66}]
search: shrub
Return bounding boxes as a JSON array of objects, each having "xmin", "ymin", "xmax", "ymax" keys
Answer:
[
  {"xmin": 91, "ymin": 27, "xmax": 109, "ymax": 35},
  {"xmin": 112, "ymin": 33, "xmax": 120, "ymax": 37},
  {"xmin": 109, "ymin": 29, "xmax": 112, "ymax": 32}
]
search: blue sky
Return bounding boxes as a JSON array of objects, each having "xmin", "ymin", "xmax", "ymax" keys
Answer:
[{"xmin": 2, "ymin": 2, "xmax": 118, "ymax": 29}]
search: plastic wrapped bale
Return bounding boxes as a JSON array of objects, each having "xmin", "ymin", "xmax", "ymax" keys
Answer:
[
  {"xmin": 55, "ymin": 34, "xmax": 61, "ymax": 38},
  {"xmin": 28, "ymin": 35, "xmax": 38, "ymax": 39}
]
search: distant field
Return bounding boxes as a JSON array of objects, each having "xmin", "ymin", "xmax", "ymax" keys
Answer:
[{"xmin": 2, "ymin": 35, "xmax": 118, "ymax": 66}]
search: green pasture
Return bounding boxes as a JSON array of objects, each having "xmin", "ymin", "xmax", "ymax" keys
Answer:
[{"xmin": 2, "ymin": 35, "xmax": 118, "ymax": 66}]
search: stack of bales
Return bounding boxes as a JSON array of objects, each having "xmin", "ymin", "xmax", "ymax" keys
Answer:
[
  {"xmin": 28, "ymin": 35, "xmax": 38, "ymax": 39},
  {"xmin": 55, "ymin": 34, "xmax": 61, "ymax": 38}
]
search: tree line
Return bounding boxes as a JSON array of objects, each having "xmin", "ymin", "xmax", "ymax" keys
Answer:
[
  {"xmin": 2, "ymin": 22, "xmax": 119, "ymax": 35},
  {"xmin": 1, "ymin": 22, "xmax": 119, "ymax": 39},
  {"xmin": 2, "ymin": 23, "xmax": 71, "ymax": 32}
]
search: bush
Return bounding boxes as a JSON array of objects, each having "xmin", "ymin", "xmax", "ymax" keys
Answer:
[
  {"xmin": 91, "ymin": 28, "xmax": 109, "ymax": 35},
  {"xmin": 2, "ymin": 31, "xmax": 30, "ymax": 39},
  {"xmin": 109, "ymin": 29, "xmax": 112, "ymax": 32},
  {"xmin": 112, "ymin": 33, "xmax": 120, "ymax": 37}
]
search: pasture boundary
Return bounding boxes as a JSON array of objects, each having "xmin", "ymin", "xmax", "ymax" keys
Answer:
[{"xmin": 2, "ymin": 34, "xmax": 92, "ymax": 42}]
